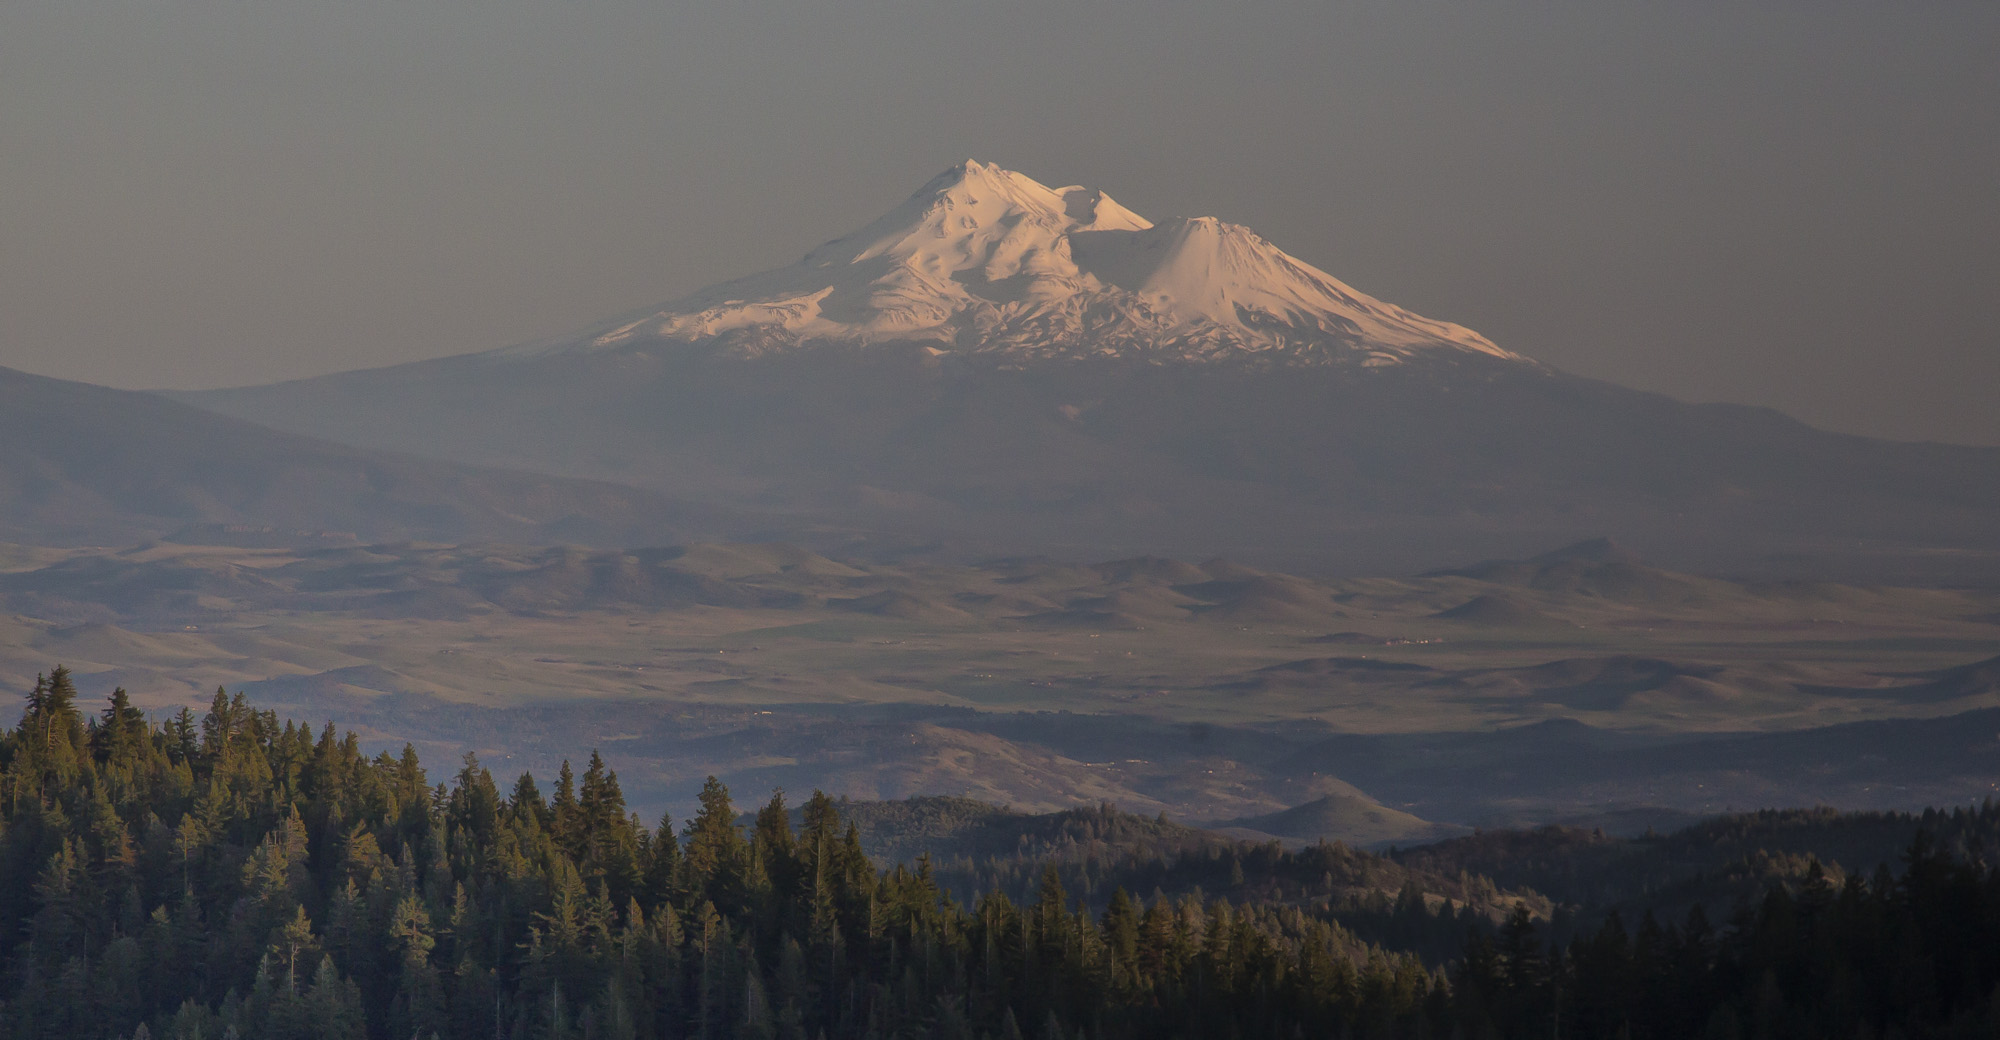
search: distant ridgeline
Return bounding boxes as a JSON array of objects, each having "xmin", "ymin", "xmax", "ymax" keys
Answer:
[{"xmin": 4, "ymin": 667, "xmax": 2000, "ymax": 1040}]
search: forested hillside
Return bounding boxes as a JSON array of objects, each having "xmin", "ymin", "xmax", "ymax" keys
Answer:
[
  {"xmin": 1395, "ymin": 804, "xmax": 2000, "ymax": 931},
  {"xmin": 3, "ymin": 667, "xmax": 1999, "ymax": 1040},
  {"xmin": 801, "ymin": 795, "xmax": 1528, "ymax": 923},
  {"xmin": 0, "ymin": 668, "xmax": 1444, "ymax": 1040}
]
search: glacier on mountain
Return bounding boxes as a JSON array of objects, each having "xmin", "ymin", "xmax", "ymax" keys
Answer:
[{"xmin": 509, "ymin": 160, "xmax": 1520, "ymax": 367}]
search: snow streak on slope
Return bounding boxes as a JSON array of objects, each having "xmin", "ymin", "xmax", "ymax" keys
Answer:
[{"xmin": 517, "ymin": 160, "xmax": 1519, "ymax": 367}]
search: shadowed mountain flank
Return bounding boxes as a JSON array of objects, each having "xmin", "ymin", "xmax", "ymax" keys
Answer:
[
  {"xmin": 1429, "ymin": 539, "xmax": 1737, "ymax": 607},
  {"xmin": 1433, "ymin": 593, "xmax": 1568, "ymax": 627},
  {"xmin": 0, "ymin": 366, "xmax": 696, "ymax": 547}
]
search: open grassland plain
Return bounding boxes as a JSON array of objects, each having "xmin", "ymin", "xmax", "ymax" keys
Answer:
[{"xmin": 0, "ymin": 537, "xmax": 1994, "ymax": 839}]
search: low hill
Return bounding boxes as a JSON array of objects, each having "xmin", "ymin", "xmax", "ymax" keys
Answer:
[
  {"xmin": 789, "ymin": 795, "xmax": 1217, "ymax": 865},
  {"xmin": 1212, "ymin": 793, "xmax": 1461, "ymax": 848},
  {"xmin": 786, "ymin": 795, "xmax": 1542, "ymax": 923}
]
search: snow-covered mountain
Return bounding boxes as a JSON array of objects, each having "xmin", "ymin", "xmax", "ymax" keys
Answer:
[
  {"xmin": 510, "ymin": 160, "xmax": 1517, "ymax": 368},
  {"xmin": 177, "ymin": 161, "xmax": 2000, "ymax": 578}
]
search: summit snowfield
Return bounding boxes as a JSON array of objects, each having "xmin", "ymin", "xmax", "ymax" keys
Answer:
[
  {"xmin": 180, "ymin": 161, "xmax": 2000, "ymax": 578},
  {"xmin": 514, "ymin": 161, "xmax": 1516, "ymax": 367}
]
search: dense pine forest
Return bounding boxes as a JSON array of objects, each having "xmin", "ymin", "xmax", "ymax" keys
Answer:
[{"xmin": 2, "ymin": 667, "xmax": 1999, "ymax": 1040}]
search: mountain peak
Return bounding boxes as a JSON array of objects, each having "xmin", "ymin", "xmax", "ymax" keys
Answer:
[
  {"xmin": 915, "ymin": 160, "xmax": 1147, "ymax": 230},
  {"xmin": 925, "ymin": 157, "xmax": 1038, "ymax": 196},
  {"xmin": 525, "ymin": 161, "xmax": 1519, "ymax": 367}
]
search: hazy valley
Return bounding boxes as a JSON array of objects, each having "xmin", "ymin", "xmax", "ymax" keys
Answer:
[{"xmin": 5, "ymin": 535, "xmax": 1993, "ymax": 843}]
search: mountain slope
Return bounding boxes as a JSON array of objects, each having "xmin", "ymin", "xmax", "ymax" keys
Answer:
[
  {"xmin": 0, "ymin": 365, "xmax": 693, "ymax": 546},
  {"xmin": 179, "ymin": 162, "xmax": 2000, "ymax": 575}
]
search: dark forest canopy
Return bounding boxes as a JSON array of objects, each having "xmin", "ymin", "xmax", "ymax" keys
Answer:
[{"xmin": 2, "ymin": 667, "xmax": 1999, "ymax": 1040}]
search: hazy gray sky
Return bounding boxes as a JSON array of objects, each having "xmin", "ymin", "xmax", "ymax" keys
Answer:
[{"xmin": 2, "ymin": 1, "xmax": 1995, "ymax": 444}]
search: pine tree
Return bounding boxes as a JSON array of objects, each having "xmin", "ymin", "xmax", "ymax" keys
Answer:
[
  {"xmin": 271, "ymin": 906, "xmax": 319, "ymax": 996},
  {"xmin": 511, "ymin": 770, "xmax": 549, "ymax": 828},
  {"xmin": 551, "ymin": 760, "xmax": 581, "ymax": 856},
  {"xmin": 1100, "ymin": 888, "xmax": 1140, "ymax": 990},
  {"xmin": 388, "ymin": 894, "xmax": 445, "ymax": 1040},
  {"xmin": 21, "ymin": 667, "xmax": 87, "ymax": 800},
  {"xmin": 92, "ymin": 685, "xmax": 149, "ymax": 772},
  {"xmin": 685, "ymin": 776, "xmax": 746, "ymax": 906}
]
